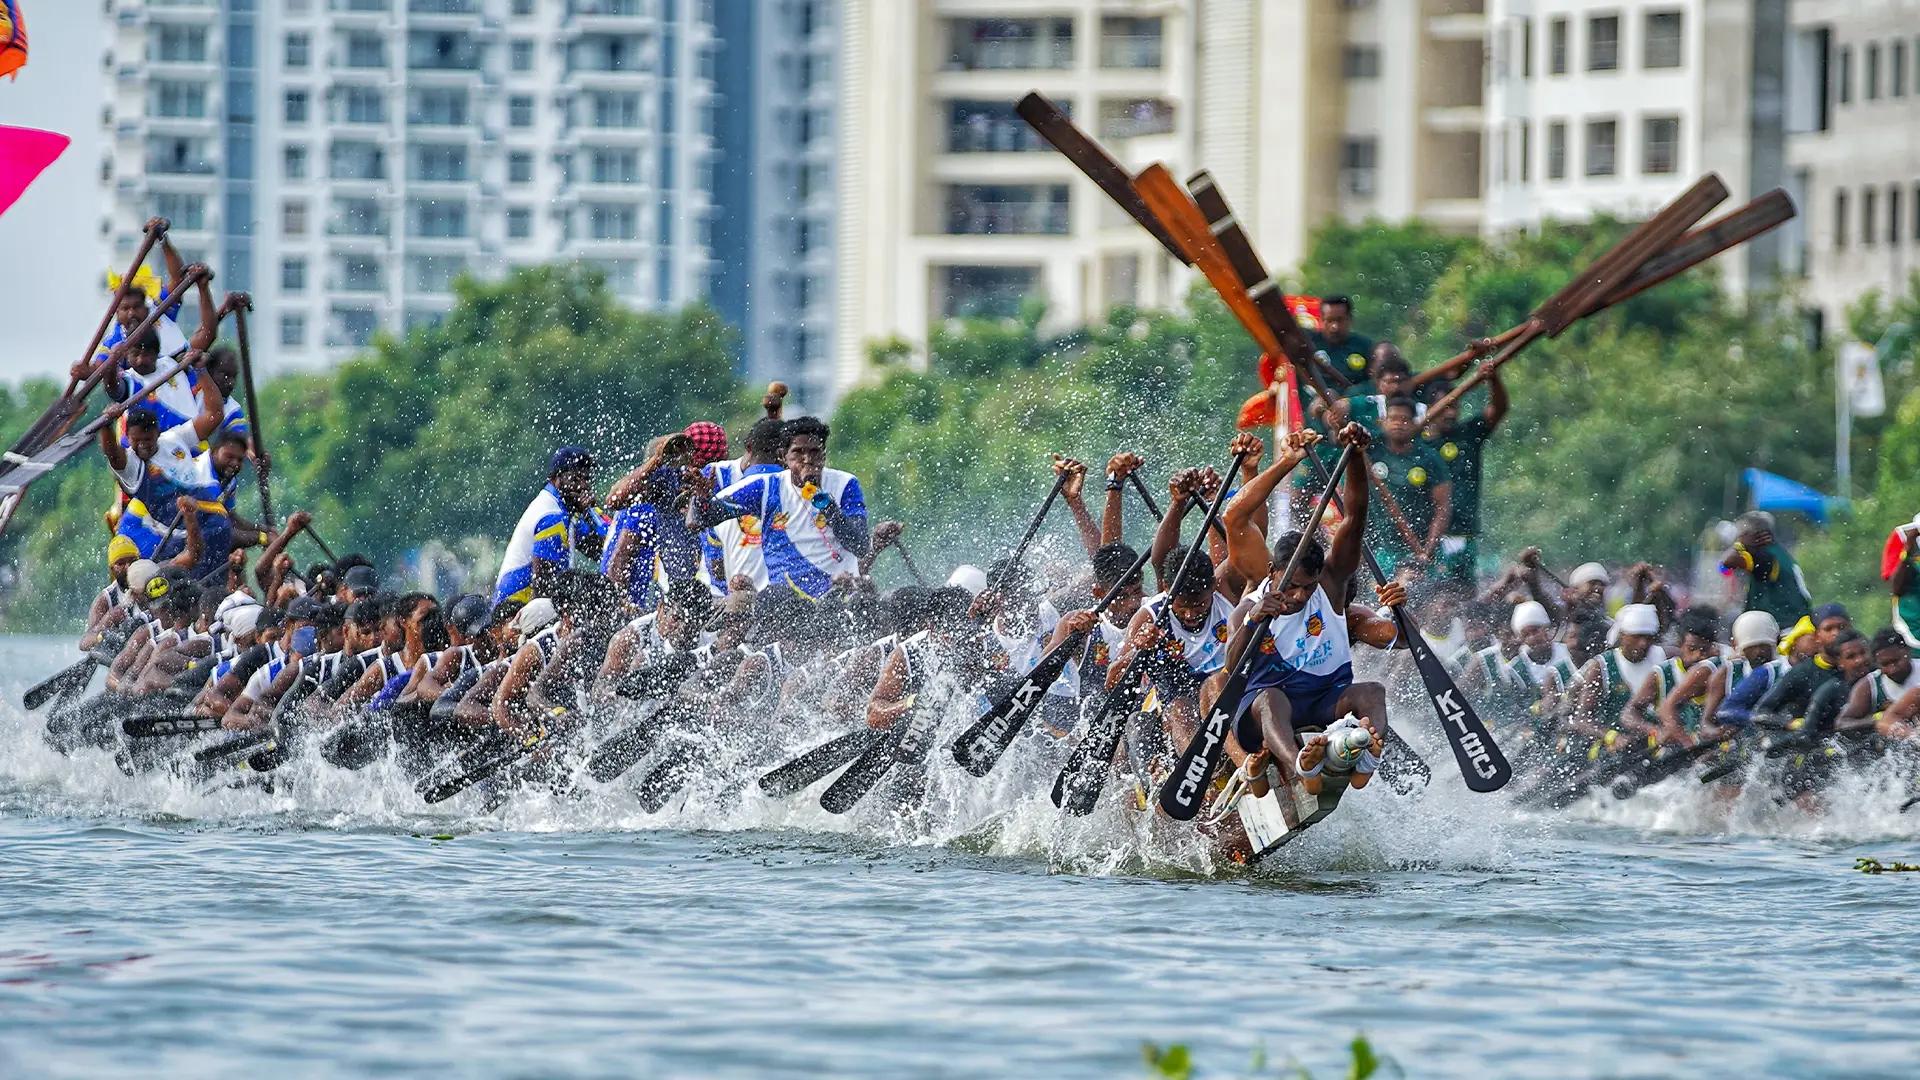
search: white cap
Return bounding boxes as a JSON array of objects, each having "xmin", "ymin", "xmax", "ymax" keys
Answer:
[
  {"xmin": 226, "ymin": 604, "xmax": 263, "ymax": 639},
  {"xmin": 1616, "ymin": 603, "xmax": 1660, "ymax": 637},
  {"xmin": 1570, "ymin": 562, "xmax": 1610, "ymax": 588},
  {"xmin": 1732, "ymin": 610, "xmax": 1781, "ymax": 650},
  {"xmin": 127, "ymin": 559, "xmax": 161, "ymax": 598},
  {"xmin": 1510, "ymin": 601, "xmax": 1551, "ymax": 632},
  {"xmin": 946, "ymin": 564, "xmax": 988, "ymax": 597},
  {"xmin": 216, "ymin": 591, "xmax": 259, "ymax": 624},
  {"xmin": 514, "ymin": 597, "xmax": 558, "ymax": 634}
]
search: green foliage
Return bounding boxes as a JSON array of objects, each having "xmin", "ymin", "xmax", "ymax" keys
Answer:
[
  {"xmin": 1137, "ymin": 1033, "xmax": 1395, "ymax": 1079},
  {"xmin": 1142, "ymin": 1042, "xmax": 1193, "ymax": 1080},
  {"xmin": 1300, "ymin": 219, "xmax": 1479, "ymax": 344},
  {"xmin": 0, "ymin": 266, "xmax": 739, "ymax": 631}
]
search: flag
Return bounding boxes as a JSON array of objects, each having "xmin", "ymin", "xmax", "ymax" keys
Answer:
[
  {"xmin": 0, "ymin": 2, "xmax": 24, "ymax": 81},
  {"xmin": 1882, "ymin": 516, "xmax": 1920, "ymax": 580},
  {"xmin": 0, "ymin": 125, "xmax": 66, "ymax": 219},
  {"xmin": 1839, "ymin": 340, "xmax": 1885, "ymax": 418}
]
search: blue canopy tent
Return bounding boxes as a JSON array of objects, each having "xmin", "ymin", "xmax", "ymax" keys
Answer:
[{"xmin": 1743, "ymin": 467, "xmax": 1843, "ymax": 525}]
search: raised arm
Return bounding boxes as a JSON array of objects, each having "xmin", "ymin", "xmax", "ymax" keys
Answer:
[
  {"xmin": 1221, "ymin": 431, "xmax": 1316, "ymax": 587},
  {"xmin": 1483, "ymin": 368, "xmax": 1510, "ymax": 432},
  {"xmin": 1053, "ymin": 456, "xmax": 1100, "ymax": 560},
  {"xmin": 1101, "ymin": 452, "xmax": 1143, "ymax": 547},
  {"xmin": 188, "ymin": 352, "xmax": 224, "ymax": 443},
  {"xmin": 188, "ymin": 265, "xmax": 219, "ymax": 351},
  {"xmin": 1324, "ymin": 423, "xmax": 1371, "ymax": 585},
  {"xmin": 1149, "ymin": 471, "xmax": 1196, "ymax": 588},
  {"xmin": 254, "ymin": 510, "xmax": 310, "ymax": 594}
]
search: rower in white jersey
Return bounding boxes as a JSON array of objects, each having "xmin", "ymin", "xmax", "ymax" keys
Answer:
[
  {"xmin": 1505, "ymin": 600, "xmax": 1578, "ymax": 715},
  {"xmin": 1568, "ymin": 603, "xmax": 1667, "ymax": 744},
  {"xmin": 1840, "ymin": 628, "xmax": 1920, "ymax": 728},
  {"xmin": 699, "ymin": 417, "xmax": 787, "ymax": 594},
  {"xmin": 695, "ymin": 416, "xmax": 878, "ymax": 600},
  {"xmin": 1214, "ymin": 424, "xmax": 1389, "ymax": 797},
  {"xmin": 1046, "ymin": 543, "xmax": 1148, "ymax": 709},
  {"xmin": 1107, "ymin": 553, "xmax": 1234, "ymax": 749}
]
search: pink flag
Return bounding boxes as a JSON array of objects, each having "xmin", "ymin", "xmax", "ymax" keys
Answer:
[{"xmin": 0, "ymin": 125, "xmax": 68, "ymax": 218}]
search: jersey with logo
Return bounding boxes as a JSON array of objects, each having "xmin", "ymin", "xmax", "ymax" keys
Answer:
[
  {"xmin": 709, "ymin": 467, "xmax": 867, "ymax": 598},
  {"xmin": 494, "ymin": 483, "xmax": 609, "ymax": 605},
  {"xmin": 1244, "ymin": 582, "xmax": 1354, "ymax": 695}
]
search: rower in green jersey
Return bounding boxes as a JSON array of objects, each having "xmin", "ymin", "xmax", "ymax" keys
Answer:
[
  {"xmin": 1839, "ymin": 628, "xmax": 1920, "ymax": 728},
  {"xmin": 1419, "ymin": 369, "xmax": 1509, "ymax": 583},
  {"xmin": 1568, "ymin": 603, "xmax": 1667, "ymax": 759},
  {"xmin": 1364, "ymin": 396, "xmax": 1450, "ymax": 580},
  {"xmin": 1718, "ymin": 511, "xmax": 1812, "ymax": 628},
  {"xmin": 1631, "ymin": 610, "xmax": 1722, "ymax": 744},
  {"xmin": 1305, "ymin": 294, "xmax": 1376, "ymax": 388},
  {"xmin": 1504, "ymin": 601, "xmax": 1577, "ymax": 735}
]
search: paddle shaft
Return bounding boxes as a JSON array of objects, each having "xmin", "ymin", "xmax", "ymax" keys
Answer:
[
  {"xmin": 229, "ymin": 299, "xmax": 273, "ymax": 528},
  {"xmin": 66, "ymin": 221, "xmax": 168, "ymax": 404},
  {"xmin": 989, "ymin": 470, "xmax": 1067, "ymax": 594}
]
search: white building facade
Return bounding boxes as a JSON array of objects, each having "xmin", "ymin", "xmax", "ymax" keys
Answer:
[
  {"xmin": 103, "ymin": 0, "xmax": 720, "ymax": 369},
  {"xmin": 832, "ymin": 0, "xmax": 1491, "ymax": 400}
]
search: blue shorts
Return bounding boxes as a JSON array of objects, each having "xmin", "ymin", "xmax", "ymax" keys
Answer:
[{"xmin": 1233, "ymin": 664, "xmax": 1353, "ymax": 751}]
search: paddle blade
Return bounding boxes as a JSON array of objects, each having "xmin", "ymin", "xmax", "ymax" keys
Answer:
[
  {"xmin": 122, "ymin": 714, "xmax": 222, "ymax": 738},
  {"xmin": 1402, "ymin": 623, "xmax": 1511, "ymax": 792},
  {"xmin": 1051, "ymin": 685, "xmax": 1138, "ymax": 815},
  {"xmin": 23, "ymin": 656, "xmax": 95, "ymax": 711},
  {"xmin": 585, "ymin": 701, "xmax": 672, "ymax": 784},
  {"xmin": 951, "ymin": 640, "xmax": 1077, "ymax": 777},
  {"xmin": 1158, "ymin": 668, "xmax": 1254, "ymax": 821},
  {"xmin": 416, "ymin": 729, "xmax": 522, "ymax": 804},
  {"xmin": 758, "ymin": 728, "xmax": 879, "ymax": 798},
  {"xmin": 819, "ymin": 729, "xmax": 902, "ymax": 815}
]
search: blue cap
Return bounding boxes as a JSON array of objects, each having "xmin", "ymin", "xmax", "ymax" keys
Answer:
[
  {"xmin": 549, "ymin": 445, "xmax": 595, "ymax": 476},
  {"xmin": 1812, "ymin": 603, "xmax": 1850, "ymax": 625}
]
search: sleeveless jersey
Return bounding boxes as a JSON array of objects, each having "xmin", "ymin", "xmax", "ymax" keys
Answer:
[
  {"xmin": 1049, "ymin": 615, "xmax": 1130, "ymax": 700},
  {"xmin": 1593, "ymin": 646, "xmax": 1666, "ymax": 730},
  {"xmin": 1244, "ymin": 583, "xmax": 1354, "ymax": 695},
  {"xmin": 1867, "ymin": 665, "xmax": 1920, "ymax": 712},
  {"xmin": 1141, "ymin": 590, "xmax": 1236, "ymax": 676},
  {"xmin": 1654, "ymin": 656, "xmax": 1707, "ymax": 732}
]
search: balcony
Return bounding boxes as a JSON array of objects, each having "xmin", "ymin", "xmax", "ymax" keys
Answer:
[
  {"xmin": 1099, "ymin": 36, "xmax": 1163, "ymax": 70},
  {"xmin": 944, "ymin": 185, "xmax": 1070, "ymax": 236},
  {"xmin": 1098, "ymin": 99, "xmax": 1175, "ymax": 140},
  {"xmin": 944, "ymin": 19, "xmax": 1073, "ymax": 72},
  {"xmin": 409, "ymin": 0, "xmax": 480, "ymax": 12},
  {"xmin": 945, "ymin": 100, "xmax": 1053, "ymax": 153}
]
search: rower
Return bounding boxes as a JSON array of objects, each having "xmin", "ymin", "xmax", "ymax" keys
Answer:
[
  {"xmin": 1837, "ymin": 628, "xmax": 1920, "ymax": 731},
  {"xmin": 1566, "ymin": 603, "xmax": 1666, "ymax": 756},
  {"xmin": 1365, "ymin": 396, "xmax": 1451, "ymax": 582},
  {"xmin": 1699, "ymin": 610, "xmax": 1787, "ymax": 735},
  {"xmin": 493, "ymin": 446, "xmax": 607, "ymax": 606},
  {"xmin": 700, "ymin": 418, "xmax": 786, "ymax": 592},
  {"xmin": 1633, "ymin": 610, "xmax": 1722, "ymax": 745},
  {"xmin": 1110, "ymin": 553, "xmax": 1234, "ymax": 754},
  {"xmin": 1045, "ymin": 542, "xmax": 1147, "ymax": 718},
  {"xmin": 1505, "ymin": 600, "xmax": 1577, "ymax": 724},
  {"xmin": 1419, "ymin": 368, "xmax": 1508, "ymax": 583},
  {"xmin": 602, "ymin": 432, "xmax": 701, "ymax": 608},
  {"xmin": 694, "ymin": 416, "xmax": 878, "ymax": 599},
  {"xmin": 1216, "ymin": 423, "xmax": 1388, "ymax": 798},
  {"xmin": 81, "ymin": 535, "xmax": 142, "ymax": 649}
]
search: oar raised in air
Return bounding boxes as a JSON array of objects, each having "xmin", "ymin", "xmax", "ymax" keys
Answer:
[
  {"xmin": 1170, "ymin": 170, "xmax": 1512, "ymax": 792},
  {"xmin": 986, "ymin": 468, "xmax": 1069, "ymax": 594},
  {"xmin": 1159, "ymin": 443, "xmax": 1356, "ymax": 820},
  {"xmin": 1049, "ymin": 450, "xmax": 1247, "ymax": 813},
  {"xmin": 224, "ymin": 292, "xmax": 274, "ymax": 529},
  {"xmin": 951, "ymin": 456, "xmax": 1238, "ymax": 778}
]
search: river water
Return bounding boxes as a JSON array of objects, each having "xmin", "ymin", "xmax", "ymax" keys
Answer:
[{"xmin": 2, "ymin": 634, "xmax": 1917, "ymax": 1078}]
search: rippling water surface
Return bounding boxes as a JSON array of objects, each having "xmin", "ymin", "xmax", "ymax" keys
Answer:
[{"xmin": 3, "ymin": 635, "xmax": 1918, "ymax": 1078}]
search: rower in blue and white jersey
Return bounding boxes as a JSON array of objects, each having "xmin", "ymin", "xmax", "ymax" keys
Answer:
[
  {"xmin": 697, "ymin": 417, "xmax": 869, "ymax": 599},
  {"xmin": 493, "ymin": 447, "xmax": 608, "ymax": 606}
]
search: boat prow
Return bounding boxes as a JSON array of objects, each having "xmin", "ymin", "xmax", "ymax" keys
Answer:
[{"xmin": 1237, "ymin": 770, "xmax": 1351, "ymax": 863}]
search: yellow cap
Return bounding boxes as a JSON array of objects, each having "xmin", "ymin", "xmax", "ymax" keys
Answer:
[
  {"xmin": 107, "ymin": 534, "xmax": 140, "ymax": 567},
  {"xmin": 1779, "ymin": 614, "xmax": 1815, "ymax": 656}
]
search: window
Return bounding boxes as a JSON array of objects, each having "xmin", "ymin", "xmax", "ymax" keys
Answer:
[
  {"xmin": 343, "ymin": 31, "xmax": 387, "ymax": 69},
  {"xmin": 1588, "ymin": 15, "xmax": 1620, "ymax": 72},
  {"xmin": 1891, "ymin": 186, "xmax": 1904, "ymax": 246},
  {"xmin": 1867, "ymin": 44, "xmax": 1882, "ymax": 100},
  {"xmin": 1834, "ymin": 189, "xmax": 1848, "ymax": 250},
  {"xmin": 1547, "ymin": 120, "xmax": 1568, "ymax": 179},
  {"xmin": 1863, "ymin": 188, "xmax": 1877, "ymax": 246},
  {"xmin": 1520, "ymin": 18, "xmax": 1533, "ymax": 77},
  {"xmin": 1641, "ymin": 115, "xmax": 1679, "ymax": 174},
  {"xmin": 511, "ymin": 40, "xmax": 534, "ymax": 71},
  {"xmin": 946, "ymin": 17, "xmax": 1074, "ymax": 71},
  {"xmin": 509, "ymin": 95, "xmax": 534, "ymax": 128},
  {"xmin": 1339, "ymin": 138, "xmax": 1378, "ymax": 196},
  {"xmin": 588, "ymin": 148, "xmax": 639, "ymax": 184},
  {"xmin": 407, "ymin": 255, "xmax": 465, "ymax": 294},
  {"xmin": 1838, "ymin": 46, "xmax": 1852, "ymax": 105},
  {"xmin": 280, "ymin": 314, "xmax": 306, "ymax": 348},
  {"xmin": 329, "ymin": 141, "xmax": 386, "ymax": 180},
  {"xmin": 1099, "ymin": 16, "xmax": 1162, "ymax": 69},
  {"xmin": 329, "ymin": 197, "xmax": 385, "ymax": 237},
  {"xmin": 410, "ymin": 144, "xmax": 468, "ymax": 182},
  {"xmin": 507, "ymin": 207, "xmax": 532, "ymax": 239},
  {"xmin": 1549, "ymin": 17, "xmax": 1568, "ymax": 74},
  {"xmin": 328, "ymin": 308, "xmax": 378, "ymax": 349},
  {"xmin": 282, "ymin": 200, "xmax": 308, "ymax": 237},
  {"xmin": 508, "ymin": 151, "xmax": 533, "ymax": 184},
  {"xmin": 153, "ymin": 193, "xmax": 206, "ymax": 232},
  {"xmin": 1585, "ymin": 118, "xmax": 1617, "ymax": 176},
  {"xmin": 1097, "ymin": 98, "xmax": 1175, "ymax": 139},
  {"xmin": 152, "ymin": 25, "xmax": 208, "ymax": 63},
  {"xmin": 408, "ymin": 88, "xmax": 469, "ymax": 126},
  {"xmin": 154, "ymin": 81, "xmax": 207, "ymax": 118},
  {"xmin": 1342, "ymin": 45, "xmax": 1380, "ymax": 79},
  {"xmin": 588, "ymin": 203, "xmax": 638, "ymax": 240},
  {"xmin": 283, "ymin": 144, "xmax": 308, "ymax": 179},
  {"xmin": 1914, "ymin": 182, "xmax": 1920, "ymax": 243},
  {"xmin": 409, "ymin": 200, "xmax": 469, "ymax": 239},
  {"xmin": 513, "ymin": 0, "xmax": 533, "ymax": 13},
  {"xmin": 1519, "ymin": 122, "xmax": 1532, "ymax": 182},
  {"xmin": 589, "ymin": 91, "xmax": 642, "ymax": 128},
  {"xmin": 1643, "ymin": 11, "xmax": 1682, "ymax": 69},
  {"xmin": 339, "ymin": 86, "xmax": 386, "ymax": 124},
  {"xmin": 285, "ymin": 90, "xmax": 310, "ymax": 123},
  {"xmin": 944, "ymin": 184, "xmax": 1070, "ymax": 235},
  {"xmin": 1895, "ymin": 41, "xmax": 1909, "ymax": 97},
  {"xmin": 285, "ymin": 32, "xmax": 310, "ymax": 69},
  {"xmin": 281, "ymin": 258, "xmax": 307, "ymax": 292}
]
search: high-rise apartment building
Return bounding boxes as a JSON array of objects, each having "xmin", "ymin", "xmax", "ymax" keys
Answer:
[
  {"xmin": 1783, "ymin": 0, "xmax": 1920, "ymax": 340},
  {"xmin": 832, "ymin": 1, "xmax": 1489, "ymax": 401},
  {"xmin": 102, "ymin": 0, "xmax": 719, "ymax": 369},
  {"xmin": 708, "ymin": 0, "xmax": 838, "ymax": 408},
  {"xmin": 1480, "ymin": 0, "xmax": 1789, "ymax": 294}
]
